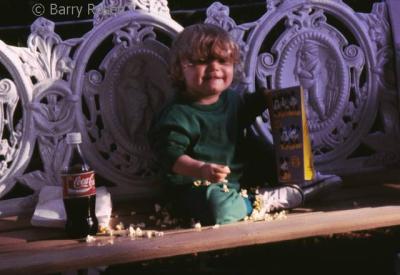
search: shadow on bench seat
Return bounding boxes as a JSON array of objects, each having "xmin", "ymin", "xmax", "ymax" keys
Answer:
[{"xmin": 0, "ymin": 181, "xmax": 399, "ymax": 274}]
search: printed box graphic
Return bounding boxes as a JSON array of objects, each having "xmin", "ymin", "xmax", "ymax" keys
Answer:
[{"xmin": 266, "ymin": 86, "xmax": 315, "ymax": 187}]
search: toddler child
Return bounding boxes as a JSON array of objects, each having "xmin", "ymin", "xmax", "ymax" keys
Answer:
[{"xmin": 150, "ymin": 23, "xmax": 304, "ymax": 225}]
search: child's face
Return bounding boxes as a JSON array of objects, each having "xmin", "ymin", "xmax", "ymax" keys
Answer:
[{"xmin": 181, "ymin": 56, "xmax": 234, "ymax": 104}]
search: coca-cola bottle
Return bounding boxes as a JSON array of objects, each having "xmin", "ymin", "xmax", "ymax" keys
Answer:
[{"xmin": 61, "ymin": 132, "xmax": 98, "ymax": 238}]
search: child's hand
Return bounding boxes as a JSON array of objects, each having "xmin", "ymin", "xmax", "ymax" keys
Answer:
[{"xmin": 200, "ymin": 163, "xmax": 230, "ymax": 183}]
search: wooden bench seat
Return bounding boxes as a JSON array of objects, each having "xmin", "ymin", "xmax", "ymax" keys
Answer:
[{"xmin": 0, "ymin": 181, "xmax": 399, "ymax": 274}]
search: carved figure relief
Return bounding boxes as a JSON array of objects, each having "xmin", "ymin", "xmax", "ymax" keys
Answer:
[
  {"xmin": 295, "ymin": 40, "xmax": 326, "ymax": 121},
  {"xmin": 275, "ymin": 31, "xmax": 355, "ymax": 158},
  {"xmin": 255, "ymin": 3, "xmax": 376, "ymax": 165},
  {"xmin": 108, "ymin": 49, "xmax": 171, "ymax": 153},
  {"xmin": 81, "ymin": 23, "xmax": 174, "ymax": 178}
]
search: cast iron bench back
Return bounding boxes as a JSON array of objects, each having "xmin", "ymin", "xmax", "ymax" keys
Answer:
[{"xmin": 0, "ymin": 0, "xmax": 397, "ymax": 216}]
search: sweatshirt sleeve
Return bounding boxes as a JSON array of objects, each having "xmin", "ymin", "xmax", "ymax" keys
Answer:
[{"xmin": 149, "ymin": 108, "xmax": 193, "ymax": 172}]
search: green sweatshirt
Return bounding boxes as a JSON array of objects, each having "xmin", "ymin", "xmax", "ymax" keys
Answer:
[{"xmin": 150, "ymin": 89, "xmax": 267, "ymax": 225}]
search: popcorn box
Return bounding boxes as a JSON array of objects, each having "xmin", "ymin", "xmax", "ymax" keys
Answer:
[{"xmin": 266, "ymin": 86, "xmax": 315, "ymax": 187}]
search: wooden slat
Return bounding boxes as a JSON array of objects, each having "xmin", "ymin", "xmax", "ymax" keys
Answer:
[
  {"xmin": 0, "ymin": 205, "xmax": 399, "ymax": 274},
  {"xmin": 0, "ymin": 227, "xmax": 66, "ymax": 247},
  {"xmin": 0, "ymin": 215, "xmax": 33, "ymax": 232},
  {"xmin": 0, "ymin": 239, "xmax": 79, "ymax": 254}
]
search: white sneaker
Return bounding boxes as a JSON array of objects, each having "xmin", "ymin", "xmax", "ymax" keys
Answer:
[{"xmin": 252, "ymin": 185, "xmax": 303, "ymax": 220}]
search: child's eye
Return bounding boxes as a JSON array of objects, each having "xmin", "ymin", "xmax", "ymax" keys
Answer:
[
  {"xmin": 217, "ymin": 58, "xmax": 233, "ymax": 65},
  {"xmin": 185, "ymin": 58, "xmax": 207, "ymax": 66},
  {"xmin": 183, "ymin": 57, "xmax": 232, "ymax": 67},
  {"xmin": 193, "ymin": 58, "xmax": 207, "ymax": 65}
]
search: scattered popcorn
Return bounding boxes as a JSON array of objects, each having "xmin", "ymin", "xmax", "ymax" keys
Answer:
[
  {"xmin": 135, "ymin": 227, "xmax": 143, "ymax": 237},
  {"xmin": 203, "ymin": 180, "xmax": 211, "ymax": 186},
  {"xmin": 240, "ymin": 189, "xmax": 248, "ymax": 198},
  {"xmin": 99, "ymin": 225, "xmax": 109, "ymax": 234},
  {"xmin": 212, "ymin": 224, "xmax": 220, "ymax": 229},
  {"xmin": 86, "ymin": 235, "xmax": 96, "ymax": 243},
  {"xmin": 193, "ymin": 180, "xmax": 202, "ymax": 187},
  {"xmin": 274, "ymin": 210, "xmax": 287, "ymax": 220},
  {"xmin": 97, "ymin": 225, "xmax": 115, "ymax": 236},
  {"xmin": 122, "ymin": 225, "xmax": 164, "ymax": 240},
  {"xmin": 193, "ymin": 180, "xmax": 212, "ymax": 187},
  {"xmin": 129, "ymin": 225, "xmax": 135, "ymax": 237},
  {"xmin": 194, "ymin": 222, "xmax": 202, "ymax": 230},
  {"xmin": 250, "ymin": 209, "xmax": 288, "ymax": 222},
  {"xmin": 264, "ymin": 214, "xmax": 274, "ymax": 221},
  {"xmin": 249, "ymin": 209, "xmax": 261, "ymax": 221},
  {"xmin": 115, "ymin": 222, "xmax": 125, "ymax": 231},
  {"xmin": 252, "ymin": 195, "xmax": 263, "ymax": 211},
  {"xmin": 154, "ymin": 203, "xmax": 161, "ymax": 213}
]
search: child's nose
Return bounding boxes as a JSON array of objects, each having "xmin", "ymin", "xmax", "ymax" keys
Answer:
[{"xmin": 208, "ymin": 60, "xmax": 220, "ymax": 70}]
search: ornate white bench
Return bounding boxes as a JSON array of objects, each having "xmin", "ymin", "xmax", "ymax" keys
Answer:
[{"xmin": 0, "ymin": 0, "xmax": 398, "ymax": 217}]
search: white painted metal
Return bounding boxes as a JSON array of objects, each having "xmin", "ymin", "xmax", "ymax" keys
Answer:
[
  {"xmin": 0, "ymin": 0, "xmax": 397, "ymax": 216},
  {"xmin": 206, "ymin": 1, "xmax": 398, "ymax": 174}
]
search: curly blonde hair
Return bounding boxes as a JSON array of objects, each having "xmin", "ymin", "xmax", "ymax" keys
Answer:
[{"xmin": 169, "ymin": 23, "xmax": 241, "ymax": 91}]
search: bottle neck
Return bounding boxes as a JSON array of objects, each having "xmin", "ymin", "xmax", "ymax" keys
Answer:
[
  {"xmin": 69, "ymin": 143, "xmax": 84, "ymax": 159},
  {"xmin": 63, "ymin": 142, "xmax": 90, "ymax": 173},
  {"xmin": 69, "ymin": 143, "xmax": 81, "ymax": 151}
]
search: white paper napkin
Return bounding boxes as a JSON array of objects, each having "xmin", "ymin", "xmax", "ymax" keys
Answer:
[
  {"xmin": 31, "ymin": 186, "xmax": 112, "ymax": 229},
  {"xmin": 95, "ymin": 186, "xmax": 112, "ymax": 227}
]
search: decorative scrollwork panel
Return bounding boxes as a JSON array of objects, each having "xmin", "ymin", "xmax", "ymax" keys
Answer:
[
  {"xmin": 72, "ymin": 9, "xmax": 183, "ymax": 196},
  {"xmin": 206, "ymin": 0, "xmax": 397, "ymax": 174},
  {"xmin": 8, "ymin": 17, "xmax": 83, "ymax": 196},
  {"xmin": 0, "ymin": 44, "xmax": 34, "ymax": 198}
]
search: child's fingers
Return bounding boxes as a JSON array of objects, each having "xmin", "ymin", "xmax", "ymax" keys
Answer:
[
  {"xmin": 212, "ymin": 164, "xmax": 230, "ymax": 174},
  {"xmin": 210, "ymin": 164, "xmax": 230, "ymax": 182},
  {"xmin": 201, "ymin": 163, "xmax": 230, "ymax": 182},
  {"xmin": 213, "ymin": 172, "xmax": 228, "ymax": 181}
]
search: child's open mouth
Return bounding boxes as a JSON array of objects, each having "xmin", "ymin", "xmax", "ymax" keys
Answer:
[{"xmin": 204, "ymin": 75, "xmax": 223, "ymax": 81}]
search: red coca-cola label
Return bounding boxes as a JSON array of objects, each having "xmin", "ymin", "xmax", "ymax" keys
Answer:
[{"xmin": 62, "ymin": 171, "xmax": 96, "ymax": 198}]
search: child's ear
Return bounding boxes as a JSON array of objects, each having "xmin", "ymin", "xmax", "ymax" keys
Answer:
[
  {"xmin": 177, "ymin": 71, "xmax": 185, "ymax": 81},
  {"xmin": 180, "ymin": 65, "xmax": 189, "ymax": 78},
  {"xmin": 177, "ymin": 65, "xmax": 184, "ymax": 75}
]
